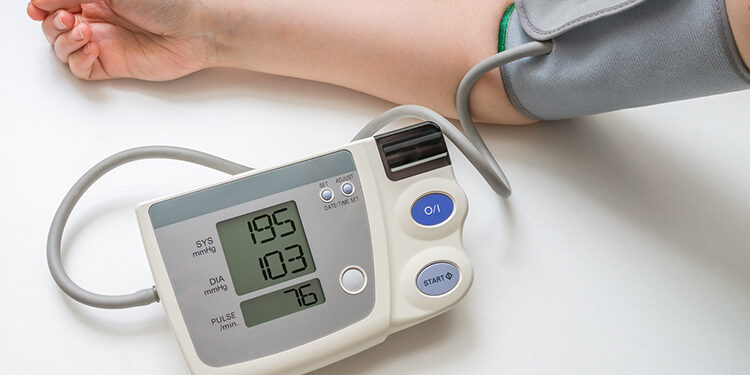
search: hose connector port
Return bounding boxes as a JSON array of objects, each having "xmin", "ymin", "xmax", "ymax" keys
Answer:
[{"xmin": 375, "ymin": 122, "xmax": 451, "ymax": 181}]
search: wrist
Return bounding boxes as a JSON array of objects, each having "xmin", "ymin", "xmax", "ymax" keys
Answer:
[
  {"xmin": 199, "ymin": 1, "xmax": 264, "ymax": 69},
  {"xmin": 727, "ymin": 0, "xmax": 750, "ymax": 69}
]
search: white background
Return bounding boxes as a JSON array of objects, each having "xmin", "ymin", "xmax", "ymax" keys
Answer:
[{"xmin": 3, "ymin": 4, "xmax": 750, "ymax": 374}]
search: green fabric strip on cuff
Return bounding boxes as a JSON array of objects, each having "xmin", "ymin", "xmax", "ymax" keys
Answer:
[{"xmin": 498, "ymin": 3, "xmax": 516, "ymax": 53}]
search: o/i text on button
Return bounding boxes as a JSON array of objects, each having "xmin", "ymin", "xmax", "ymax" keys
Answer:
[{"xmin": 411, "ymin": 193, "xmax": 455, "ymax": 226}]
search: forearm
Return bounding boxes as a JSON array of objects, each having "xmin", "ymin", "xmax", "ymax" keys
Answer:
[
  {"xmin": 212, "ymin": 0, "xmax": 750, "ymax": 125},
  {"xmin": 211, "ymin": 0, "xmax": 533, "ymax": 125},
  {"xmin": 727, "ymin": 0, "xmax": 750, "ymax": 68}
]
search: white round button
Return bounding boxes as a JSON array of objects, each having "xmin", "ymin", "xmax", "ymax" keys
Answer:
[
  {"xmin": 340, "ymin": 267, "xmax": 366, "ymax": 295},
  {"xmin": 341, "ymin": 182, "xmax": 355, "ymax": 196},
  {"xmin": 320, "ymin": 188, "xmax": 334, "ymax": 203}
]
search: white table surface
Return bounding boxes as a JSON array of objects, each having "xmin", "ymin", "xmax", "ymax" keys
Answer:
[{"xmin": 3, "ymin": 5, "xmax": 750, "ymax": 375}]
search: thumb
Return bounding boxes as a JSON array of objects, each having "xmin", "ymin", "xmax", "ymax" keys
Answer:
[{"xmin": 31, "ymin": 0, "xmax": 96, "ymax": 12}]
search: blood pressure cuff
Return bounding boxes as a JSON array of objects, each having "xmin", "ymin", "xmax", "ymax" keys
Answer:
[{"xmin": 500, "ymin": 0, "xmax": 750, "ymax": 120}]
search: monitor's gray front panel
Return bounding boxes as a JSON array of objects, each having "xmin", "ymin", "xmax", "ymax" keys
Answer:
[{"xmin": 149, "ymin": 151, "xmax": 376, "ymax": 367}]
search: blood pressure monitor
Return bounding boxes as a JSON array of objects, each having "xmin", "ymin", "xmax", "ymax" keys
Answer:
[{"xmin": 136, "ymin": 123, "xmax": 473, "ymax": 374}]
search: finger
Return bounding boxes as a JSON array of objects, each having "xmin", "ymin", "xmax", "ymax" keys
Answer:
[
  {"xmin": 27, "ymin": 2, "xmax": 48, "ymax": 21},
  {"xmin": 31, "ymin": 0, "xmax": 93, "ymax": 13},
  {"xmin": 54, "ymin": 23, "xmax": 90, "ymax": 63},
  {"xmin": 42, "ymin": 10, "xmax": 75, "ymax": 44},
  {"xmin": 69, "ymin": 42, "xmax": 105, "ymax": 80}
]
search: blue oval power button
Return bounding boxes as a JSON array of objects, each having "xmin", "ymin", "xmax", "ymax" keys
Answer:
[{"xmin": 411, "ymin": 193, "xmax": 454, "ymax": 226}]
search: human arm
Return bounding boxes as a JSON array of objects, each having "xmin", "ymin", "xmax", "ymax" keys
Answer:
[
  {"xmin": 27, "ymin": 0, "xmax": 532, "ymax": 125},
  {"xmin": 26, "ymin": 0, "xmax": 750, "ymax": 124}
]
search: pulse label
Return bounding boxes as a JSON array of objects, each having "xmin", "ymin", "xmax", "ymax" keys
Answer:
[{"xmin": 210, "ymin": 312, "xmax": 239, "ymax": 333}]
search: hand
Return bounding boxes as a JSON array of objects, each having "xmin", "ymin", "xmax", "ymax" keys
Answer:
[{"xmin": 27, "ymin": 0, "xmax": 225, "ymax": 80}]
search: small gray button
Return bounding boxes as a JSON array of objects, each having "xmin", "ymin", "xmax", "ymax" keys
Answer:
[
  {"xmin": 341, "ymin": 267, "xmax": 366, "ymax": 294},
  {"xmin": 320, "ymin": 188, "xmax": 334, "ymax": 202},
  {"xmin": 417, "ymin": 262, "xmax": 460, "ymax": 296},
  {"xmin": 341, "ymin": 182, "xmax": 355, "ymax": 196}
]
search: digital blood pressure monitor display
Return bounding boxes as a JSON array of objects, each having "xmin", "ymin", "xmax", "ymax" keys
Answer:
[
  {"xmin": 217, "ymin": 201, "xmax": 317, "ymax": 296},
  {"xmin": 217, "ymin": 200, "xmax": 325, "ymax": 327}
]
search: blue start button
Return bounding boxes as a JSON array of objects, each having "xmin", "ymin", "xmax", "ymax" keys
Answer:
[
  {"xmin": 417, "ymin": 262, "xmax": 460, "ymax": 296},
  {"xmin": 411, "ymin": 193, "xmax": 454, "ymax": 226}
]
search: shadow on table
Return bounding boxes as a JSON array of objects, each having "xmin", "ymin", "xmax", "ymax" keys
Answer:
[
  {"xmin": 476, "ymin": 115, "xmax": 750, "ymax": 285},
  {"xmin": 309, "ymin": 309, "xmax": 477, "ymax": 374}
]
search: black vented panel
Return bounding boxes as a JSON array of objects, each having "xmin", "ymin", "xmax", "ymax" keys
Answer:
[{"xmin": 375, "ymin": 122, "xmax": 451, "ymax": 181}]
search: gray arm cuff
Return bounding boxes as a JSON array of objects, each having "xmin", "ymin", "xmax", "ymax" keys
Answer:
[{"xmin": 501, "ymin": 0, "xmax": 750, "ymax": 121}]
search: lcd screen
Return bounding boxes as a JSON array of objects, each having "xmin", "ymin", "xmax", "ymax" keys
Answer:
[
  {"xmin": 217, "ymin": 201, "xmax": 316, "ymax": 296},
  {"xmin": 240, "ymin": 278, "xmax": 326, "ymax": 327}
]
